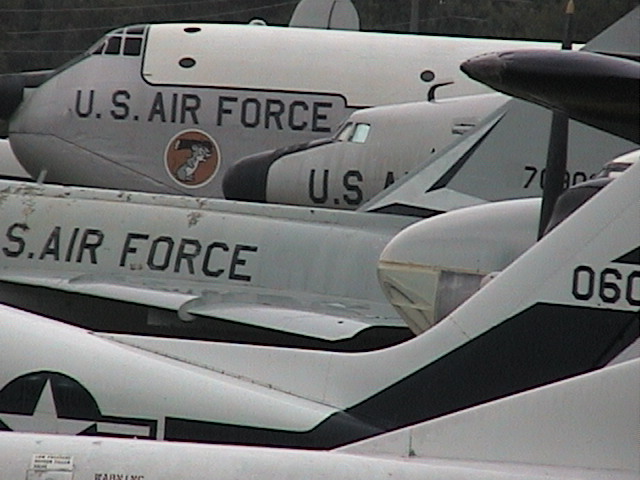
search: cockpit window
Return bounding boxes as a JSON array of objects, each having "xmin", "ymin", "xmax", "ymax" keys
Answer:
[
  {"xmin": 127, "ymin": 26, "xmax": 145, "ymax": 35},
  {"xmin": 91, "ymin": 41, "xmax": 105, "ymax": 55},
  {"xmin": 123, "ymin": 37, "xmax": 143, "ymax": 56},
  {"xmin": 46, "ymin": 24, "xmax": 148, "ymax": 85},
  {"xmin": 350, "ymin": 123, "xmax": 371, "ymax": 143},
  {"xmin": 334, "ymin": 122, "xmax": 354, "ymax": 142},
  {"xmin": 104, "ymin": 36, "xmax": 122, "ymax": 55},
  {"xmin": 333, "ymin": 122, "xmax": 370, "ymax": 143},
  {"xmin": 91, "ymin": 25, "xmax": 147, "ymax": 57}
]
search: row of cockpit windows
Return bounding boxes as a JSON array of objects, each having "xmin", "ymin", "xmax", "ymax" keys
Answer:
[{"xmin": 91, "ymin": 25, "xmax": 147, "ymax": 57}]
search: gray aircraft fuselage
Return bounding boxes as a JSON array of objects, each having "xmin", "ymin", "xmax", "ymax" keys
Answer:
[{"xmin": 8, "ymin": 23, "xmax": 558, "ymax": 196}]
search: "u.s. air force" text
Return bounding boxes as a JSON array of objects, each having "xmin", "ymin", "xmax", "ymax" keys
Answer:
[
  {"xmin": 2, "ymin": 223, "xmax": 258, "ymax": 282},
  {"xmin": 74, "ymin": 89, "xmax": 335, "ymax": 133}
]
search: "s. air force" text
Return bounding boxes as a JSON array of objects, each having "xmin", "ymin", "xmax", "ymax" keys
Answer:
[{"xmin": 2, "ymin": 223, "xmax": 258, "ymax": 282}]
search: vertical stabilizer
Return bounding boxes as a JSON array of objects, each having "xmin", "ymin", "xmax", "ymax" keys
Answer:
[
  {"xmin": 584, "ymin": 6, "xmax": 640, "ymax": 60},
  {"xmin": 359, "ymin": 102, "xmax": 635, "ymax": 215},
  {"xmin": 360, "ymin": 7, "xmax": 639, "ymax": 216},
  {"xmin": 289, "ymin": 0, "xmax": 360, "ymax": 30}
]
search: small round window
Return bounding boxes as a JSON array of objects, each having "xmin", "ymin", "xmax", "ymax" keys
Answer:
[
  {"xmin": 420, "ymin": 70, "xmax": 435, "ymax": 82},
  {"xmin": 179, "ymin": 57, "xmax": 197, "ymax": 69}
]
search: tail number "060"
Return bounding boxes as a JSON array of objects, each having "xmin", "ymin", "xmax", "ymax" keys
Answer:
[{"xmin": 572, "ymin": 266, "xmax": 640, "ymax": 306}]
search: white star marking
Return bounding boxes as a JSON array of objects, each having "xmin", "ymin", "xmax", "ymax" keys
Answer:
[{"xmin": 0, "ymin": 379, "xmax": 95, "ymax": 434}]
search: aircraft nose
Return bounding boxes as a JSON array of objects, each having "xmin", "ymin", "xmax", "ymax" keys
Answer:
[
  {"xmin": 460, "ymin": 51, "xmax": 510, "ymax": 91},
  {"xmin": 0, "ymin": 71, "xmax": 52, "ymax": 120},
  {"xmin": 223, "ymin": 149, "xmax": 278, "ymax": 202},
  {"xmin": 223, "ymin": 138, "xmax": 333, "ymax": 202}
]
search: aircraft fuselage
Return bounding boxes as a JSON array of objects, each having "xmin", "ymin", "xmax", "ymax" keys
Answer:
[{"xmin": 8, "ymin": 23, "xmax": 558, "ymax": 196}]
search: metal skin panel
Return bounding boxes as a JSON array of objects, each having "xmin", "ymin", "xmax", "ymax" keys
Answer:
[
  {"xmin": 0, "ymin": 182, "xmax": 413, "ymax": 305},
  {"xmin": 0, "ymin": 435, "xmax": 633, "ymax": 480},
  {"xmin": 341, "ymin": 359, "xmax": 639, "ymax": 475},
  {"xmin": 378, "ymin": 198, "xmax": 540, "ymax": 271},
  {"xmin": 0, "ymin": 178, "xmax": 543, "ymax": 345},
  {"xmin": 361, "ymin": 102, "xmax": 637, "ymax": 214},
  {"xmin": 585, "ymin": 5, "xmax": 640, "ymax": 59},
  {"xmin": 377, "ymin": 198, "xmax": 540, "ymax": 333},
  {"xmin": 92, "ymin": 161, "xmax": 639, "ymax": 438}
]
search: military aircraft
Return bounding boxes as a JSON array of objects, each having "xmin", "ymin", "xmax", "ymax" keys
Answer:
[
  {"xmin": 0, "ymin": 172, "xmax": 540, "ymax": 350},
  {"xmin": 224, "ymin": 7, "xmax": 639, "ymax": 209},
  {"xmin": 0, "ymin": 30, "xmax": 638, "ymax": 447},
  {"xmin": 0, "ymin": 8, "xmax": 637, "ymax": 350},
  {"xmin": 1, "ymin": 18, "xmax": 561, "ymax": 197},
  {"xmin": 0, "ymin": 140, "xmax": 637, "ymax": 447},
  {"xmin": 224, "ymin": 92, "xmax": 636, "ymax": 210},
  {"xmin": 1, "ymin": 357, "xmax": 636, "ymax": 480},
  {"xmin": 0, "ymin": 86, "xmax": 578, "ymax": 352},
  {"xmin": 223, "ymin": 93, "xmax": 510, "ymax": 208}
]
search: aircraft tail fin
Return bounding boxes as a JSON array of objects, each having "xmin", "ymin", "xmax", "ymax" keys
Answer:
[
  {"xmin": 584, "ymin": 6, "xmax": 640, "ymax": 60},
  {"xmin": 358, "ymin": 98, "xmax": 635, "ymax": 216},
  {"xmin": 289, "ymin": 0, "xmax": 360, "ymax": 30},
  {"xmin": 359, "ymin": 7, "xmax": 638, "ymax": 217},
  {"xmin": 339, "ymin": 358, "xmax": 639, "ymax": 476},
  {"xmin": 349, "ymin": 163, "xmax": 640, "ymax": 470}
]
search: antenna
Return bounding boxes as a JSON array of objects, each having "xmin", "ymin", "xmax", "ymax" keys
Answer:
[{"xmin": 537, "ymin": 0, "xmax": 575, "ymax": 238}]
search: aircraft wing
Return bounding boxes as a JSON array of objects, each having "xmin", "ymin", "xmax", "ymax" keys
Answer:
[
  {"xmin": 0, "ymin": 268, "xmax": 397, "ymax": 343},
  {"xmin": 183, "ymin": 302, "xmax": 373, "ymax": 341}
]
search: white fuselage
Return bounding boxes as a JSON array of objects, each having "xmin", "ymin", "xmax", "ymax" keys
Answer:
[
  {"xmin": 0, "ymin": 180, "xmax": 541, "ymax": 346},
  {"xmin": 0, "ymin": 358, "xmax": 636, "ymax": 480}
]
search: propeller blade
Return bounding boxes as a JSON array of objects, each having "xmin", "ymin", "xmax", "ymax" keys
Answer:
[{"xmin": 538, "ymin": 0, "xmax": 574, "ymax": 238}]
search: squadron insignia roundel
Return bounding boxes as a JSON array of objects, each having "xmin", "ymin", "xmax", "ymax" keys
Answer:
[{"xmin": 165, "ymin": 130, "xmax": 221, "ymax": 188}]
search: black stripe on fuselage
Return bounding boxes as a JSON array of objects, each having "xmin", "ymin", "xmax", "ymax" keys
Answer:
[
  {"xmin": 614, "ymin": 246, "xmax": 640, "ymax": 265},
  {"xmin": 164, "ymin": 303, "xmax": 639, "ymax": 448}
]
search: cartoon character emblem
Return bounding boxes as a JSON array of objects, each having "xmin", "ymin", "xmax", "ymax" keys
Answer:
[{"xmin": 165, "ymin": 130, "xmax": 221, "ymax": 188}]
